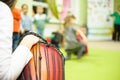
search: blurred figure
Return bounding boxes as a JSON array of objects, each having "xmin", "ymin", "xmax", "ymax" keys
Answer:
[
  {"xmin": 63, "ymin": 14, "xmax": 88, "ymax": 60},
  {"xmin": 0, "ymin": 1, "xmax": 39, "ymax": 79},
  {"xmin": 33, "ymin": 5, "xmax": 49, "ymax": 37},
  {"xmin": 21, "ymin": 4, "xmax": 33, "ymax": 33},
  {"xmin": 110, "ymin": 5, "xmax": 120, "ymax": 41},
  {"xmin": 12, "ymin": 8, "xmax": 21, "ymax": 51},
  {"xmin": 51, "ymin": 31, "xmax": 63, "ymax": 48}
]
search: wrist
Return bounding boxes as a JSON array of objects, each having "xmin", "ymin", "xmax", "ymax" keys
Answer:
[{"xmin": 19, "ymin": 43, "xmax": 32, "ymax": 50}]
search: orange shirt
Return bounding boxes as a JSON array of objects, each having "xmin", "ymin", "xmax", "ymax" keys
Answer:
[{"xmin": 12, "ymin": 8, "xmax": 21, "ymax": 33}]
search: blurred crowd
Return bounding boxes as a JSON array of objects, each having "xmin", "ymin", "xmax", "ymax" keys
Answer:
[
  {"xmin": 12, "ymin": 3, "xmax": 89, "ymax": 60},
  {"xmin": 12, "ymin": 4, "xmax": 50, "ymax": 51}
]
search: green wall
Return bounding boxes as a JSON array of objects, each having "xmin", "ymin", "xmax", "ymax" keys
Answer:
[
  {"xmin": 114, "ymin": 0, "xmax": 120, "ymax": 11},
  {"xmin": 79, "ymin": 0, "xmax": 87, "ymax": 26}
]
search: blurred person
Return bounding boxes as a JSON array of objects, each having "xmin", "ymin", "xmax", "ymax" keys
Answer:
[
  {"xmin": 63, "ymin": 14, "xmax": 88, "ymax": 60},
  {"xmin": 12, "ymin": 8, "xmax": 21, "ymax": 51},
  {"xmin": 50, "ymin": 31, "xmax": 63, "ymax": 48},
  {"xmin": 21, "ymin": 4, "xmax": 33, "ymax": 34},
  {"xmin": 110, "ymin": 5, "xmax": 120, "ymax": 41},
  {"xmin": 0, "ymin": 1, "xmax": 39, "ymax": 80},
  {"xmin": 32, "ymin": 5, "xmax": 49, "ymax": 37}
]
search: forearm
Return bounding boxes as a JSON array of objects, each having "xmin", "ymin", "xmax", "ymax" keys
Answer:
[{"xmin": 3, "ymin": 45, "xmax": 32, "ymax": 80}]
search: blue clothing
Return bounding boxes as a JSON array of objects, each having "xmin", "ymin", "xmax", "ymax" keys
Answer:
[
  {"xmin": 21, "ymin": 14, "xmax": 32, "ymax": 31},
  {"xmin": 12, "ymin": 32, "xmax": 20, "ymax": 52},
  {"xmin": 36, "ymin": 29, "xmax": 44, "ymax": 36}
]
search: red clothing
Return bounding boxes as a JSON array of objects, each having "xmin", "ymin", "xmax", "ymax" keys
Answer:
[
  {"xmin": 12, "ymin": 8, "xmax": 21, "ymax": 32},
  {"xmin": 77, "ymin": 34, "xmax": 88, "ymax": 54}
]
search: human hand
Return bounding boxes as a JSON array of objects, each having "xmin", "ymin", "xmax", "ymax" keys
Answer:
[
  {"xmin": 20, "ymin": 29, "xmax": 25, "ymax": 34},
  {"xmin": 19, "ymin": 35, "xmax": 40, "ymax": 49}
]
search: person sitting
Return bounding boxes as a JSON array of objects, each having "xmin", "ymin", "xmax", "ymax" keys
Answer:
[
  {"xmin": 0, "ymin": 1, "xmax": 39, "ymax": 79},
  {"xmin": 63, "ymin": 14, "xmax": 88, "ymax": 60}
]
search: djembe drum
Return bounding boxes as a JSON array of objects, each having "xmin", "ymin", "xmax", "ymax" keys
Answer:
[{"xmin": 18, "ymin": 32, "xmax": 65, "ymax": 80}]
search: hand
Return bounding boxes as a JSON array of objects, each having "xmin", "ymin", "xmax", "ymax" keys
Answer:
[
  {"xmin": 20, "ymin": 29, "xmax": 25, "ymax": 34},
  {"xmin": 19, "ymin": 35, "xmax": 40, "ymax": 49}
]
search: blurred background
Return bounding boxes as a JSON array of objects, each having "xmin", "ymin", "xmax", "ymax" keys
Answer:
[
  {"xmin": 14, "ymin": 0, "xmax": 120, "ymax": 80},
  {"xmin": 15, "ymin": 0, "xmax": 120, "ymax": 40}
]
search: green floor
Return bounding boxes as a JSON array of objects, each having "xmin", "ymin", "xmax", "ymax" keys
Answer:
[{"xmin": 60, "ymin": 47, "xmax": 120, "ymax": 80}]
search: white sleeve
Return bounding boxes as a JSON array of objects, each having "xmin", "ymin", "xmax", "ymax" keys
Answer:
[
  {"xmin": 4, "ymin": 45, "xmax": 33, "ymax": 80},
  {"xmin": 0, "ymin": 2, "xmax": 33, "ymax": 80}
]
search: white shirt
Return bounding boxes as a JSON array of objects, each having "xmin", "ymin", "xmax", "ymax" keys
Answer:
[
  {"xmin": 33, "ymin": 13, "xmax": 47, "ymax": 20},
  {"xmin": 0, "ymin": 2, "xmax": 32, "ymax": 80}
]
